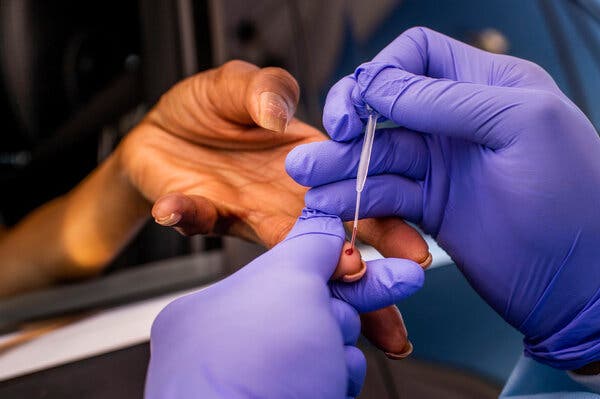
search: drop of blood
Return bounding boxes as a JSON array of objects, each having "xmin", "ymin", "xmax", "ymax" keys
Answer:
[{"xmin": 344, "ymin": 248, "xmax": 354, "ymax": 255}]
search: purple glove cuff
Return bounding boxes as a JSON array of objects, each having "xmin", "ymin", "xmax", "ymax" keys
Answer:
[
  {"xmin": 284, "ymin": 208, "xmax": 346, "ymax": 243},
  {"xmin": 524, "ymin": 295, "xmax": 600, "ymax": 370}
]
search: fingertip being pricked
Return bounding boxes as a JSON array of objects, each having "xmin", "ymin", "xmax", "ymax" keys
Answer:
[{"xmin": 332, "ymin": 242, "xmax": 366, "ymax": 282}]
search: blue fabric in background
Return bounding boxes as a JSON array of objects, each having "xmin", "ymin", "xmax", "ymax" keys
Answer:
[{"xmin": 327, "ymin": 0, "xmax": 600, "ymax": 129}]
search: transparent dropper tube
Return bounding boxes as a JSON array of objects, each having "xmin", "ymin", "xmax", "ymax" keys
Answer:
[{"xmin": 350, "ymin": 107, "xmax": 378, "ymax": 249}]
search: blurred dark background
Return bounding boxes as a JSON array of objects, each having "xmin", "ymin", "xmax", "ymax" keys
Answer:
[
  {"xmin": 0, "ymin": 1, "xmax": 141, "ymax": 222},
  {"xmin": 0, "ymin": 0, "xmax": 215, "ymax": 268}
]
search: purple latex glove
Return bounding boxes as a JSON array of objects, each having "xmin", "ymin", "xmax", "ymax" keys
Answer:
[
  {"xmin": 286, "ymin": 27, "xmax": 600, "ymax": 370},
  {"xmin": 145, "ymin": 209, "xmax": 423, "ymax": 398}
]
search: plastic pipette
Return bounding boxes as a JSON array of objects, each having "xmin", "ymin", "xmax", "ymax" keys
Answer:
[{"xmin": 349, "ymin": 107, "xmax": 378, "ymax": 250}]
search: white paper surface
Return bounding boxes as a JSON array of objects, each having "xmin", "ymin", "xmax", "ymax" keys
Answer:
[{"xmin": 0, "ymin": 287, "xmax": 203, "ymax": 381}]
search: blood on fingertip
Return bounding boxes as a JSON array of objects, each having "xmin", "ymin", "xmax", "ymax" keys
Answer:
[{"xmin": 333, "ymin": 242, "xmax": 363, "ymax": 281}]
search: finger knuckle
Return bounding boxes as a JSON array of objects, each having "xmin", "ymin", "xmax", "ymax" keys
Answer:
[
  {"xmin": 255, "ymin": 67, "xmax": 300, "ymax": 104},
  {"xmin": 525, "ymin": 92, "xmax": 566, "ymax": 123},
  {"xmin": 518, "ymin": 59, "xmax": 553, "ymax": 82},
  {"xmin": 402, "ymin": 26, "xmax": 431, "ymax": 41},
  {"xmin": 220, "ymin": 59, "xmax": 255, "ymax": 73},
  {"xmin": 260, "ymin": 66, "xmax": 298, "ymax": 87}
]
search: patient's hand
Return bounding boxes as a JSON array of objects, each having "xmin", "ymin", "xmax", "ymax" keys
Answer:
[
  {"xmin": 119, "ymin": 60, "xmax": 431, "ymax": 263},
  {"xmin": 119, "ymin": 61, "xmax": 318, "ymax": 246},
  {"xmin": 0, "ymin": 61, "xmax": 429, "ymax": 297}
]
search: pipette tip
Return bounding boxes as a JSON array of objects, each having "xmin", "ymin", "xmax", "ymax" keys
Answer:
[{"xmin": 349, "ymin": 226, "xmax": 358, "ymax": 250}]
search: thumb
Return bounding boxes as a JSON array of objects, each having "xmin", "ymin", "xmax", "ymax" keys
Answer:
[
  {"xmin": 246, "ymin": 66, "xmax": 299, "ymax": 133},
  {"xmin": 206, "ymin": 60, "xmax": 299, "ymax": 133},
  {"xmin": 355, "ymin": 62, "xmax": 529, "ymax": 149}
]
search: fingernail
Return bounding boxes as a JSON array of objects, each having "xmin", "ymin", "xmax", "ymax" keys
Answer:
[
  {"xmin": 419, "ymin": 252, "xmax": 433, "ymax": 270},
  {"xmin": 154, "ymin": 213, "xmax": 182, "ymax": 227},
  {"xmin": 342, "ymin": 260, "xmax": 367, "ymax": 283},
  {"xmin": 258, "ymin": 91, "xmax": 289, "ymax": 133},
  {"xmin": 385, "ymin": 340, "xmax": 413, "ymax": 360}
]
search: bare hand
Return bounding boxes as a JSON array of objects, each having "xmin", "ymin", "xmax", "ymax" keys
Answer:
[{"xmin": 119, "ymin": 60, "xmax": 431, "ymax": 261}]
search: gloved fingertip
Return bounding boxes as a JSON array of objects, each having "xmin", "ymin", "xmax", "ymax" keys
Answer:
[
  {"xmin": 284, "ymin": 144, "xmax": 313, "ymax": 186},
  {"xmin": 384, "ymin": 258, "xmax": 425, "ymax": 299},
  {"xmin": 323, "ymin": 76, "xmax": 365, "ymax": 142},
  {"xmin": 322, "ymin": 111, "xmax": 363, "ymax": 142},
  {"xmin": 353, "ymin": 61, "xmax": 412, "ymax": 122},
  {"xmin": 330, "ymin": 298, "xmax": 361, "ymax": 345},
  {"xmin": 330, "ymin": 258, "xmax": 424, "ymax": 312},
  {"xmin": 345, "ymin": 346, "xmax": 367, "ymax": 397}
]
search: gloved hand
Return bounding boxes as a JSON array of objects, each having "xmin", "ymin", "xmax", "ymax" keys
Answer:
[
  {"xmin": 286, "ymin": 27, "xmax": 600, "ymax": 370},
  {"xmin": 145, "ymin": 209, "xmax": 424, "ymax": 398}
]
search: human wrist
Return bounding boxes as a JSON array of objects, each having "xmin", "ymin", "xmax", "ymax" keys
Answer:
[
  {"xmin": 56, "ymin": 152, "xmax": 151, "ymax": 280},
  {"xmin": 112, "ymin": 144, "xmax": 152, "ymax": 215}
]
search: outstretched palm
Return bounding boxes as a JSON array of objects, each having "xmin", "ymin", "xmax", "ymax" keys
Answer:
[
  {"xmin": 120, "ymin": 61, "xmax": 323, "ymax": 246},
  {"xmin": 124, "ymin": 118, "xmax": 322, "ymax": 247}
]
